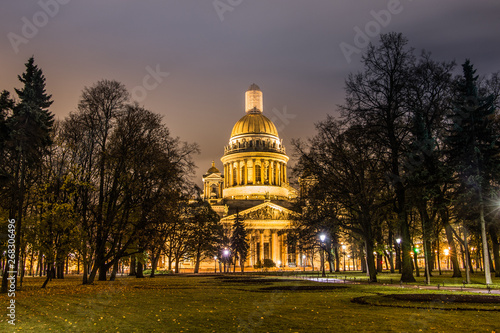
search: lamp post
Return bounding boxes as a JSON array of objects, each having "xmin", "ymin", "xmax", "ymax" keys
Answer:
[
  {"xmin": 214, "ymin": 256, "xmax": 217, "ymax": 273},
  {"xmin": 396, "ymin": 238, "xmax": 401, "ymax": 273},
  {"xmin": 319, "ymin": 233, "xmax": 326, "ymax": 277},
  {"xmin": 302, "ymin": 254, "xmax": 306, "ymax": 272},
  {"xmin": 223, "ymin": 249, "xmax": 230, "ymax": 273},
  {"xmin": 342, "ymin": 245, "xmax": 346, "ymax": 271}
]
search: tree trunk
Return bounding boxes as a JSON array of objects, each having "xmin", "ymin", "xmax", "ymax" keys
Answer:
[
  {"xmin": 174, "ymin": 257, "xmax": 180, "ymax": 274},
  {"xmin": 360, "ymin": 246, "xmax": 366, "ymax": 273},
  {"xmin": 87, "ymin": 262, "xmax": 99, "ymax": 284},
  {"xmin": 194, "ymin": 250, "xmax": 201, "ymax": 274},
  {"xmin": 436, "ymin": 239, "xmax": 442, "ymax": 275},
  {"xmin": 334, "ymin": 246, "xmax": 340, "ymax": 272},
  {"xmin": 328, "ymin": 252, "xmax": 334, "ymax": 273},
  {"xmin": 397, "ymin": 183, "xmax": 415, "ymax": 282},
  {"xmin": 42, "ymin": 264, "xmax": 55, "ymax": 288},
  {"xmin": 1, "ymin": 270, "xmax": 8, "ymax": 293},
  {"xmin": 365, "ymin": 241, "xmax": 377, "ymax": 282},
  {"xmin": 463, "ymin": 224, "xmax": 471, "ymax": 284},
  {"xmin": 488, "ymin": 225, "xmax": 500, "ymax": 277},
  {"xmin": 35, "ymin": 251, "xmax": 41, "ymax": 277},
  {"xmin": 29, "ymin": 250, "xmax": 34, "ymax": 276},
  {"xmin": 82, "ymin": 257, "xmax": 88, "ymax": 284},
  {"xmin": 136, "ymin": 261, "xmax": 145, "ymax": 278},
  {"xmin": 167, "ymin": 248, "xmax": 173, "ymax": 271},
  {"xmin": 384, "ymin": 250, "xmax": 395, "ymax": 273},
  {"xmin": 443, "ymin": 213, "xmax": 462, "ymax": 277},
  {"xmin": 13, "ymin": 159, "xmax": 26, "ymax": 292},
  {"xmin": 129, "ymin": 255, "xmax": 136, "ymax": 276},
  {"xmin": 150, "ymin": 252, "xmax": 159, "ymax": 277},
  {"xmin": 110, "ymin": 259, "xmax": 119, "ymax": 281},
  {"xmin": 310, "ymin": 249, "xmax": 315, "ymax": 272},
  {"xmin": 376, "ymin": 253, "xmax": 382, "ymax": 273},
  {"xmin": 98, "ymin": 261, "xmax": 107, "ymax": 281},
  {"xmin": 478, "ymin": 195, "xmax": 492, "ymax": 284}
]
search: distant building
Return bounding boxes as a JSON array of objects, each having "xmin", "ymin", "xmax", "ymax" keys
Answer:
[{"xmin": 202, "ymin": 84, "xmax": 300, "ymax": 268}]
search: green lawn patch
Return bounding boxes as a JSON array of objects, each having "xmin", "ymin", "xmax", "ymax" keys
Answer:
[{"xmin": 1, "ymin": 274, "xmax": 499, "ymax": 332}]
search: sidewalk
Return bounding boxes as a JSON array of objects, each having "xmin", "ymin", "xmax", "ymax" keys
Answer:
[{"xmin": 296, "ymin": 276, "xmax": 500, "ymax": 295}]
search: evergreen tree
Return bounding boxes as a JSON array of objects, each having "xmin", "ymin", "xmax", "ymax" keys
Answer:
[
  {"xmin": 1, "ymin": 57, "xmax": 54, "ymax": 292},
  {"xmin": 0, "ymin": 91, "xmax": 14, "ymax": 183},
  {"xmin": 230, "ymin": 211, "xmax": 249, "ymax": 272},
  {"xmin": 446, "ymin": 60, "xmax": 499, "ymax": 285}
]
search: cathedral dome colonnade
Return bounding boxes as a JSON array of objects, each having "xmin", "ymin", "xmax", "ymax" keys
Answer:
[{"xmin": 221, "ymin": 84, "xmax": 290, "ymax": 200}]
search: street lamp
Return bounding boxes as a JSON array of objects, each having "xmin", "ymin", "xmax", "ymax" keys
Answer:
[
  {"xmin": 302, "ymin": 254, "xmax": 306, "ymax": 271},
  {"xmin": 214, "ymin": 256, "xmax": 217, "ymax": 273},
  {"xmin": 319, "ymin": 233, "xmax": 326, "ymax": 277},
  {"xmin": 395, "ymin": 238, "xmax": 402, "ymax": 273},
  {"xmin": 342, "ymin": 245, "xmax": 346, "ymax": 271},
  {"xmin": 223, "ymin": 249, "xmax": 230, "ymax": 273}
]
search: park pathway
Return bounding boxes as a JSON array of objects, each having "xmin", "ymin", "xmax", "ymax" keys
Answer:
[{"xmin": 295, "ymin": 275, "xmax": 500, "ymax": 295}]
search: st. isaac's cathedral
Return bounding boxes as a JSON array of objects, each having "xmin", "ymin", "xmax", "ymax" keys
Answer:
[{"xmin": 201, "ymin": 84, "xmax": 301, "ymax": 269}]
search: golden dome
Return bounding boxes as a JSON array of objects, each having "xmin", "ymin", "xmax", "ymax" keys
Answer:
[
  {"xmin": 207, "ymin": 161, "xmax": 220, "ymax": 174},
  {"xmin": 230, "ymin": 113, "xmax": 279, "ymax": 138}
]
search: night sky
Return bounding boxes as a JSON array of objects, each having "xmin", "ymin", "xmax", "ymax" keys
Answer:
[{"xmin": 1, "ymin": 0, "xmax": 499, "ymax": 185}]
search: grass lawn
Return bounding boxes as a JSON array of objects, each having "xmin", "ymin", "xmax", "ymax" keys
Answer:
[{"xmin": 1, "ymin": 272, "xmax": 499, "ymax": 332}]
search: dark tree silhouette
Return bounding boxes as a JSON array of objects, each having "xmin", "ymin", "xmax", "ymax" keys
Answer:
[
  {"xmin": 230, "ymin": 211, "xmax": 249, "ymax": 272},
  {"xmin": 1, "ymin": 57, "xmax": 54, "ymax": 292},
  {"xmin": 446, "ymin": 60, "xmax": 499, "ymax": 285}
]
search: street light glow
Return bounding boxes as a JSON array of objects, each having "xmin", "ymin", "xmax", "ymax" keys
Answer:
[
  {"xmin": 396, "ymin": 238, "xmax": 401, "ymax": 244},
  {"xmin": 319, "ymin": 234, "xmax": 326, "ymax": 242}
]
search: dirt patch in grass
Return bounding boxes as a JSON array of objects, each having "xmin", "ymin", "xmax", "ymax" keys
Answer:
[
  {"xmin": 220, "ymin": 278, "xmax": 297, "ymax": 284},
  {"xmin": 389, "ymin": 293, "xmax": 500, "ymax": 304},
  {"xmin": 258, "ymin": 285, "xmax": 349, "ymax": 292},
  {"xmin": 352, "ymin": 293, "xmax": 500, "ymax": 311}
]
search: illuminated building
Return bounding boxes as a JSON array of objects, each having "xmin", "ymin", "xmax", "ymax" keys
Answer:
[{"xmin": 202, "ymin": 84, "xmax": 299, "ymax": 268}]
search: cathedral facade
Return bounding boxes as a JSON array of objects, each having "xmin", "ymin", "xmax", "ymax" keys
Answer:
[{"xmin": 202, "ymin": 84, "xmax": 300, "ymax": 268}]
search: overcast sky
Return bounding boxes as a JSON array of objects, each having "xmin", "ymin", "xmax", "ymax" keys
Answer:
[{"xmin": 1, "ymin": 0, "xmax": 499, "ymax": 185}]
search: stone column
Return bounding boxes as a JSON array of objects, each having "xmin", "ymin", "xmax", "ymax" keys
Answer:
[
  {"xmin": 272, "ymin": 231, "xmax": 279, "ymax": 264},
  {"xmin": 225, "ymin": 164, "xmax": 229, "ymax": 187},
  {"xmin": 280, "ymin": 162, "xmax": 284, "ymax": 185},
  {"xmin": 284, "ymin": 234, "xmax": 288, "ymax": 267},
  {"xmin": 244, "ymin": 159, "xmax": 248, "ymax": 185},
  {"xmin": 270, "ymin": 161, "xmax": 274, "ymax": 185},
  {"xmin": 260, "ymin": 231, "xmax": 265, "ymax": 262},
  {"xmin": 279, "ymin": 234, "xmax": 283, "ymax": 265},
  {"xmin": 260, "ymin": 159, "xmax": 265, "ymax": 184},
  {"xmin": 284, "ymin": 163, "xmax": 287, "ymax": 183},
  {"xmin": 236, "ymin": 161, "xmax": 240, "ymax": 186},
  {"xmin": 252, "ymin": 159, "xmax": 256, "ymax": 184}
]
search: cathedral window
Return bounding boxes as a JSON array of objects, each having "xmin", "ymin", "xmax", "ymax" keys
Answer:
[{"xmin": 255, "ymin": 165, "xmax": 261, "ymax": 183}]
